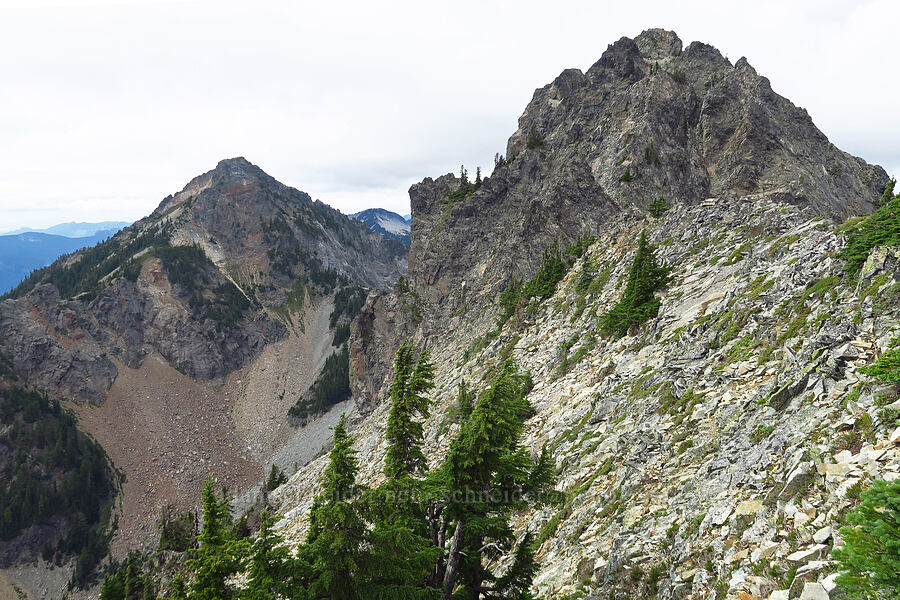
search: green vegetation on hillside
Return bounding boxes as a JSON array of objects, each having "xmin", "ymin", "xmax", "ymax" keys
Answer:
[
  {"xmin": 0, "ymin": 385, "xmax": 117, "ymax": 588},
  {"xmin": 446, "ymin": 164, "xmax": 484, "ymax": 205},
  {"xmin": 600, "ymin": 230, "xmax": 670, "ymax": 338},
  {"xmin": 141, "ymin": 245, "xmax": 253, "ymax": 331},
  {"xmin": 838, "ymin": 181, "xmax": 900, "ymax": 274},
  {"xmin": 649, "ymin": 195, "xmax": 669, "ymax": 217},
  {"xmin": 288, "ymin": 345, "xmax": 351, "ymax": 423},
  {"xmin": 4, "ymin": 222, "xmax": 170, "ymax": 301},
  {"xmin": 330, "ymin": 284, "xmax": 367, "ymax": 346},
  {"xmin": 859, "ymin": 337, "xmax": 900, "ymax": 382},
  {"xmin": 497, "ymin": 235, "xmax": 595, "ymax": 328},
  {"xmin": 101, "ymin": 345, "xmax": 555, "ymax": 600},
  {"xmin": 831, "ymin": 478, "xmax": 900, "ymax": 599}
]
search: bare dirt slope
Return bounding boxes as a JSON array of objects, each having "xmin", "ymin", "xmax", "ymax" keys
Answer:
[
  {"xmin": 73, "ymin": 354, "xmax": 262, "ymax": 557},
  {"xmin": 69, "ymin": 294, "xmax": 344, "ymax": 561}
]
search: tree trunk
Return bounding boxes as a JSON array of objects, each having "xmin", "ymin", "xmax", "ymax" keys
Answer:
[
  {"xmin": 427, "ymin": 501, "xmax": 446, "ymax": 588},
  {"xmin": 472, "ymin": 534, "xmax": 484, "ymax": 600},
  {"xmin": 442, "ymin": 520, "xmax": 465, "ymax": 600}
]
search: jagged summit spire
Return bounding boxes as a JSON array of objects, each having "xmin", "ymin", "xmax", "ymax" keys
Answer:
[
  {"xmin": 634, "ymin": 28, "xmax": 683, "ymax": 59},
  {"xmin": 408, "ymin": 29, "xmax": 887, "ymax": 316}
]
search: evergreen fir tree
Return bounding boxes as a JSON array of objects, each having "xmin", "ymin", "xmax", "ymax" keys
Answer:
[
  {"xmin": 168, "ymin": 575, "xmax": 187, "ymax": 600},
  {"xmin": 440, "ymin": 359, "xmax": 554, "ymax": 600},
  {"xmin": 879, "ymin": 178, "xmax": 896, "ymax": 204},
  {"xmin": 141, "ymin": 572, "xmax": 155, "ymax": 600},
  {"xmin": 492, "ymin": 533, "xmax": 539, "ymax": 600},
  {"xmin": 600, "ymin": 230, "xmax": 669, "ymax": 338},
  {"xmin": 648, "ymin": 195, "xmax": 668, "ymax": 217},
  {"xmin": 385, "ymin": 342, "xmax": 435, "ymax": 479},
  {"xmin": 454, "ymin": 379, "xmax": 475, "ymax": 420},
  {"xmin": 359, "ymin": 343, "xmax": 440, "ymax": 599},
  {"xmin": 305, "ymin": 415, "xmax": 366, "ymax": 600},
  {"xmin": 265, "ymin": 464, "xmax": 287, "ymax": 491},
  {"xmin": 831, "ymin": 478, "xmax": 900, "ymax": 599},
  {"xmin": 187, "ymin": 475, "xmax": 246, "ymax": 600},
  {"xmin": 240, "ymin": 510, "xmax": 306, "ymax": 600}
]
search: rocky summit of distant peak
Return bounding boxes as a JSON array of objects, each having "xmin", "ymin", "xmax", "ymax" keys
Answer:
[{"xmin": 351, "ymin": 208, "xmax": 411, "ymax": 245}]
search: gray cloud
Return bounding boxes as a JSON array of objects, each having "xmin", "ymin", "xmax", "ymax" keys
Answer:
[{"xmin": 0, "ymin": 0, "xmax": 897, "ymax": 229}]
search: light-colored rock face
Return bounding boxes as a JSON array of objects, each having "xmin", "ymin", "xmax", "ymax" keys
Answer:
[{"xmin": 275, "ymin": 195, "xmax": 900, "ymax": 599}]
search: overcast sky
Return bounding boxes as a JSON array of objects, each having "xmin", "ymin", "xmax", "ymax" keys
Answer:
[{"xmin": 0, "ymin": 0, "xmax": 897, "ymax": 231}]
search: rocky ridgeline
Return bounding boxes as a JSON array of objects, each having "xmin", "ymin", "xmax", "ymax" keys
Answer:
[{"xmin": 275, "ymin": 194, "xmax": 900, "ymax": 600}]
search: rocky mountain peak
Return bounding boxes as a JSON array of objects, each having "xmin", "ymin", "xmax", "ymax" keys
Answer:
[
  {"xmin": 406, "ymin": 29, "xmax": 887, "ymax": 324},
  {"xmin": 1, "ymin": 158, "xmax": 408, "ymax": 402},
  {"xmin": 634, "ymin": 28, "xmax": 682, "ymax": 59}
]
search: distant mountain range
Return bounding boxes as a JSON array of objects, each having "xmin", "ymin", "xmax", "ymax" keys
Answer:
[
  {"xmin": 0, "ymin": 224, "xmax": 127, "ymax": 294},
  {"xmin": 2, "ymin": 220, "xmax": 131, "ymax": 238},
  {"xmin": 350, "ymin": 208, "xmax": 410, "ymax": 244}
]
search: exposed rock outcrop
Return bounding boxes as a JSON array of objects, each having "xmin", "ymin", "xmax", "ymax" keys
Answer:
[{"xmin": 407, "ymin": 28, "xmax": 887, "ymax": 327}]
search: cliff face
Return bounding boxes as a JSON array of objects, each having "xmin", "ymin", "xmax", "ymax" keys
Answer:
[
  {"xmin": 279, "ymin": 30, "xmax": 899, "ymax": 600},
  {"xmin": 407, "ymin": 29, "xmax": 887, "ymax": 324}
]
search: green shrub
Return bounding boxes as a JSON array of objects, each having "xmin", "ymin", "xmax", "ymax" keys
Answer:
[
  {"xmin": 522, "ymin": 246, "xmax": 568, "ymax": 300},
  {"xmin": 750, "ymin": 425, "xmax": 775, "ymax": 443},
  {"xmin": 649, "ymin": 196, "xmax": 668, "ymax": 217},
  {"xmin": 859, "ymin": 338, "xmax": 900, "ymax": 382},
  {"xmin": 838, "ymin": 183, "xmax": 900, "ymax": 274},
  {"xmin": 495, "ymin": 236, "xmax": 596, "ymax": 328},
  {"xmin": 600, "ymin": 230, "xmax": 670, "ymax": 338},
  {"xmin": 158, "ymin": 508, "xmax": 197, "ymax": 552},
  {"xmin": 831, "ymin": 478, "xmax": 900, "ymax": 599},
  {"xmin": 526, "ymin": 127, "xmax": 545, "ymax": 149},
  {"xmin": 289, "ymin": 345, "xmax": 351, "ymax": 422},
  {"xmin": 620, "ymin": 168, "xmax": 634, "ymax": 182},
  {"xmin": 265, "ymin": 464, "xmax": 288, "ymax": 491}
]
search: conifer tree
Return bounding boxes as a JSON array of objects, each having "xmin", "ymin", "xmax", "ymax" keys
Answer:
[
  {"xmin": 385, "ymin": 342, "xmax": 435, "ymax": 480},
  {"xmin": 439, "ymin": 359, "xmax": 554, "ymax": 600},
  {"xmin": 305, "ymin": 414, "xmax": 366, "ymax": 600},
  {"xmin": 492, "ymin": 533, "xmax": 539, "ymax": 600},
  {"xmin": 239, "ymin": 510, "xmax": 305, "ymax": 600},
  {"xmin": 600, "ymin": 229, "xmax": 669, "ymax": 338},
  {"xmin": 187, "ymin": 475, "xmax": 245, "ymax": 600},
  {"xmin": 454, "ymin": 379, "xmax": 475, "ymax": 420},
  {"xmin": 168, "ymin": 575, "xmax": 187, "ymax": 600},
  {"xmin": 832, "ymin": 478, "xmax": 900, "ymax": 599},
  {"xmin": 648, "ymin": 195, "xmax": 668, "ymax": 217},
  {"xmin": 359, "ymin": 343, "xmax": 440, "ymax": 599},
  {"xmin": 265, "ymin": 464, "xmax": 287, "ymax": 491},
  {"xmin": 879, "ymin": 178, "xmax": 896, "ymax": 204},
  {"xmin": 141, "ymin": 573, "xmax": 155, "ymax": 600}
]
